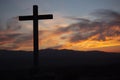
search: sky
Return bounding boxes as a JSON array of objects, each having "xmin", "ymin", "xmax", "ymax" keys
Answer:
[{"xmin": 0, "ymin": 0, "xmax": 120, "ymax": 52}]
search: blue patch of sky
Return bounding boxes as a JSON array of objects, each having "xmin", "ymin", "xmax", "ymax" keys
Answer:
[{"xmin": 0, "ymin": 0, "xmax": 120, "ymax": 24}]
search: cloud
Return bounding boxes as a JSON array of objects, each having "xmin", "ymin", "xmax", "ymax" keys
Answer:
[
  {"xmin": 54, "ymin": 9, "xmax": 120, "ymax": 43},
  {"xmin": 91, "ymin": 9, "xmax": 120, "ymax": 22},
  {"xmin": 0, "ymin": 29, "xmax": 33, "ymax": 50},
  {"xmin": 65, "ymin": 16, "xmax": 90, "ymax": 22},
  {"xmin": 7, "ymin": 17, "xmax": 22, "ymax": 31},
  {"xmin": 0, "ymin": 17, "xmax": 33, "ymax": 50},
  {"xmin": 0, "ymin": 9, "xmax": 120, "ymax": 52},
  {"xmin": 0, "ymin": 16, "xmax": 34, "ymax": 50},
  {"xmin": 47, "ymin": 45, "xmax": 63, "ymax": 49},
  {"xmin": 34, "ymin": 9, "xmax": 120, "ymax": 52},
  {"xmin": 0, "ymin": 22, "xmax": 4, "ymax": 30}
]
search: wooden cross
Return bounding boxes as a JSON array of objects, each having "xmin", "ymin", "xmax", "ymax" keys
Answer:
[{"xmin": 19, "ymin": 5, "xmax": 53, "ymax": 67}]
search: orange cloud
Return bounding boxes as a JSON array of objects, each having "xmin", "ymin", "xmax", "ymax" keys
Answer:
[{"xmin": 0, "ymin": 9, "xmax": 120, "ymax": 53}]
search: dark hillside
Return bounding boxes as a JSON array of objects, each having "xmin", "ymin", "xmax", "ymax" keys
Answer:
[{"xmin": 0, "ymin": 49, "xmax": 120, "ymax": 80}]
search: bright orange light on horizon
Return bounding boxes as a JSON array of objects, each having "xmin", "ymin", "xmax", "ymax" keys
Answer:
[{"xmin": 0, "ymin": 9, "xmax": 120, "ymax": 53}]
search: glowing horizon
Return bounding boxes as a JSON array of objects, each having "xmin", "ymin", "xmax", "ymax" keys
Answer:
[{"xmin": 0, "ymin": 0, "xmax": 120, "ymax": 53}]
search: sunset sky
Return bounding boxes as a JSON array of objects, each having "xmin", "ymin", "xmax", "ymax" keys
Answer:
[{"xmin": 0, "ymin": 0, "xmax": 120, "ymax": 52}]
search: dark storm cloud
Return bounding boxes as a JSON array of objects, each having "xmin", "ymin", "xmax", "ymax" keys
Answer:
[{"xmin": 55, "ymin": 9, "xmax": 120, "ymax": 42}]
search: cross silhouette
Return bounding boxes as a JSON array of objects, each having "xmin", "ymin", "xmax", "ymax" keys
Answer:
[{"xmin": 19, "ymin": 5, "xmax": 53, "ymax": 67}]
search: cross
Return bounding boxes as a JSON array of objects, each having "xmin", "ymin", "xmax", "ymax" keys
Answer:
[{"xmin": 19, "ymin": 5, "xmax": 53, "ymax": 68}]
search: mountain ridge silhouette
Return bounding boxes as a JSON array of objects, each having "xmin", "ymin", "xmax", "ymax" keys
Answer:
[
  {"xmin": 1, "ymin": 49, "xmax": 120, "ymax": 80},
  {"xmin": 0, "ymin": 49, "xmax": 120, "ymax": 71}
]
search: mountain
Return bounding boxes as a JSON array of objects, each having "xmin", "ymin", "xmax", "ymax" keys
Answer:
[
  {"xmin": 0, "ymin": 49, "xmax": 120, "ymax": 70},
  {"xmin": 0, "ymin": 49, "xmax": 120, "ymax": 80}
]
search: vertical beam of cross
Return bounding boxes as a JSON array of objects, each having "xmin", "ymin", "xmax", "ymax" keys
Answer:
[
  {"xmin": 33, "ymin": 5, "xmax": 39, "ymax": 67},
  {"xmin": 19, "ymin": 5, "xmax": 53, "ymax": 68}
]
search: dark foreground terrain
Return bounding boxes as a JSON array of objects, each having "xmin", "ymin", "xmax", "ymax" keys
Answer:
[{"xmin": 0, "ymin": 49, "xmax": 120, "ymax": 80}]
